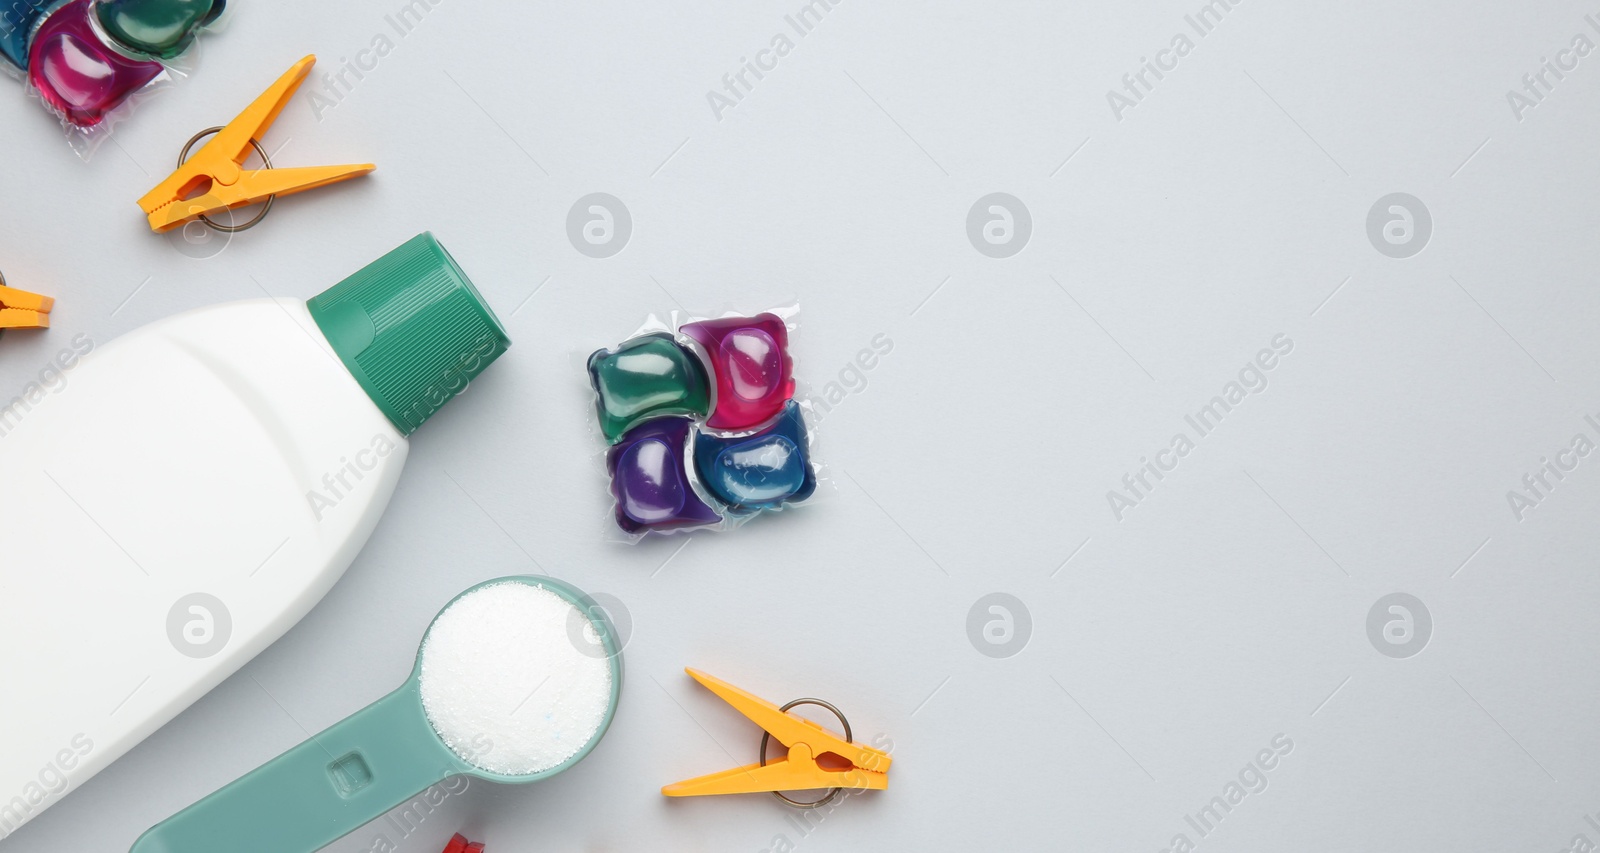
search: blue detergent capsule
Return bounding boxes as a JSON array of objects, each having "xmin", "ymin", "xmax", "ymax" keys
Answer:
[
  {"xmin": 1, "ymin": 0, "xmax": 60, "ymax": 69},
  {"xmin": 692, "ymin": 401, "xmax": 815, "ymax": 514}
]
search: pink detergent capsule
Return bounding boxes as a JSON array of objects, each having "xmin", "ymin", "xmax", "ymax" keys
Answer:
[
  {"xmin": 28, "ymin": 0, "xmax": 162, "ymax": 127},
  {"xmin": 681, "ymin": 313, "xmax": 794, "ymax": 431}
]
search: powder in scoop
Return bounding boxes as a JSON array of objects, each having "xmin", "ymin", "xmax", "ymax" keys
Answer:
[{"xmin": 419, "ymin": 582, "xmax": 614, "ymax": 776}]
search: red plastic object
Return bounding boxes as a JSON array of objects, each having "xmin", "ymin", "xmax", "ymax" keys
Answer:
[
  {"xmin": 28, "ymin": 0, "xmax": 162, "ymax": 127},
  {"xmin": 681, "ymin": 313, "xmax": 794, "ymax": 431},
  {"xmin": 442, "ymin": 834, "xmax": 484, "ymax": 853}
]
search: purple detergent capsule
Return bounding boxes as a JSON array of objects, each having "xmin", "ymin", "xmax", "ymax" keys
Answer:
[
  {"xmin": 681, "ymin": 313, "xmax": 794, "ymax": 432},
  {"xmin": 606, "ymin": 418, "xmax": 720, "ymax": 534}
]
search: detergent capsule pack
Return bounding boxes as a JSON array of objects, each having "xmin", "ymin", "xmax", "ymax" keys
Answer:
[
  {"xmin": 2, "ymin": 0, "xmax": 229, "ymax": 158},
  {"xmin": 586, "ymin": 306, "xmax": 826, "ymax": 540}
]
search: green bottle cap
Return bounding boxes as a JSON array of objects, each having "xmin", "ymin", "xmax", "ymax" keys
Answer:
[{"xmin": 308, "ymin": 233, "xmax": 510, "ymax": 435}]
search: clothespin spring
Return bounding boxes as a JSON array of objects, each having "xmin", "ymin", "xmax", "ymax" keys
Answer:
[
  {"xmin": 177, "ymin": 127, "xmax": 276, "ymax": 234},
  {"xmin": 760, "ymin": 698, "xmax": 853, "ymax": 809}
]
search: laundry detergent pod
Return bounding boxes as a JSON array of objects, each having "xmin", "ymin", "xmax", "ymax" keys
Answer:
[
  {"xmin": 589, "ymin": 306, "xmax": 820, "ymax": 540},
  {"xmin": 29, "ymin": 0, "xmax": 161, "ymax": 127},
  {"xmin": 607, "ymin": 417, "xmax": 721, "ymax": 534},
  {"xmin": 1, "ymin": 0, "xmax": 59, "ymax": 69},
  {"xmin": 680, "ymin": 313, "xmax": 794, "ymax": 431},
  {"xmin": 93, "ymin": 0, "xmax": 224, "ymax": 60},
  {"xmin": 693, "ymin": 401, "xmax": 814, "ymax": 514},
  {"xmin": 588, "ymin": 332, "xmax": 710, "ymax": 444}
]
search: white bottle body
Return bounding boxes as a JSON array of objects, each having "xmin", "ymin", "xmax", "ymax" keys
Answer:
[{"xmin": 0, "ymin": 299, "xmax": 408, "ymax": 839}]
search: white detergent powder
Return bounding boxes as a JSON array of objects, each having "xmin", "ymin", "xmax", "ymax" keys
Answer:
[{"xmin": 419, "ymin": 582, "xmax": 614, "ymax": 776}]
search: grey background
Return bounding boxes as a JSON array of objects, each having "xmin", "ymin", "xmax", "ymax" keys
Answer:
[{"xmin": 2, "ymin": 0, "xmax": 1598, "ymax": 850}]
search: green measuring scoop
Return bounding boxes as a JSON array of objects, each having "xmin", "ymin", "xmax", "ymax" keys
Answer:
[{"xmin": 129, "ymin": 576, "xmax": 624, "ymax": 853}]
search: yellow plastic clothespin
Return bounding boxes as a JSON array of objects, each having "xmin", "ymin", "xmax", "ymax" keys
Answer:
[
  {"xmin": 0, "ymin": 275, "xmax": 53, "ymax": 330},
  {"xmin": 661, "ymin": 669, "xmax": 891, "ymax": 803},
  {"xmin": 137, "ymin": 54, "xmax": 374, "ymax": 234}
]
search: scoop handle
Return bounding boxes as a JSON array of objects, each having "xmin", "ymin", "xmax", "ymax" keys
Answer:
[{"xmin": 129, "ymin": 681, "xmax": 466, "ymax": 853}]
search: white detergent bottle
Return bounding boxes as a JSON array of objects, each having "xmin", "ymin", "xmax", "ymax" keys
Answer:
[{"xmin": 0, "ymin": 232, "xmax": 511, "ymax": 840}]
